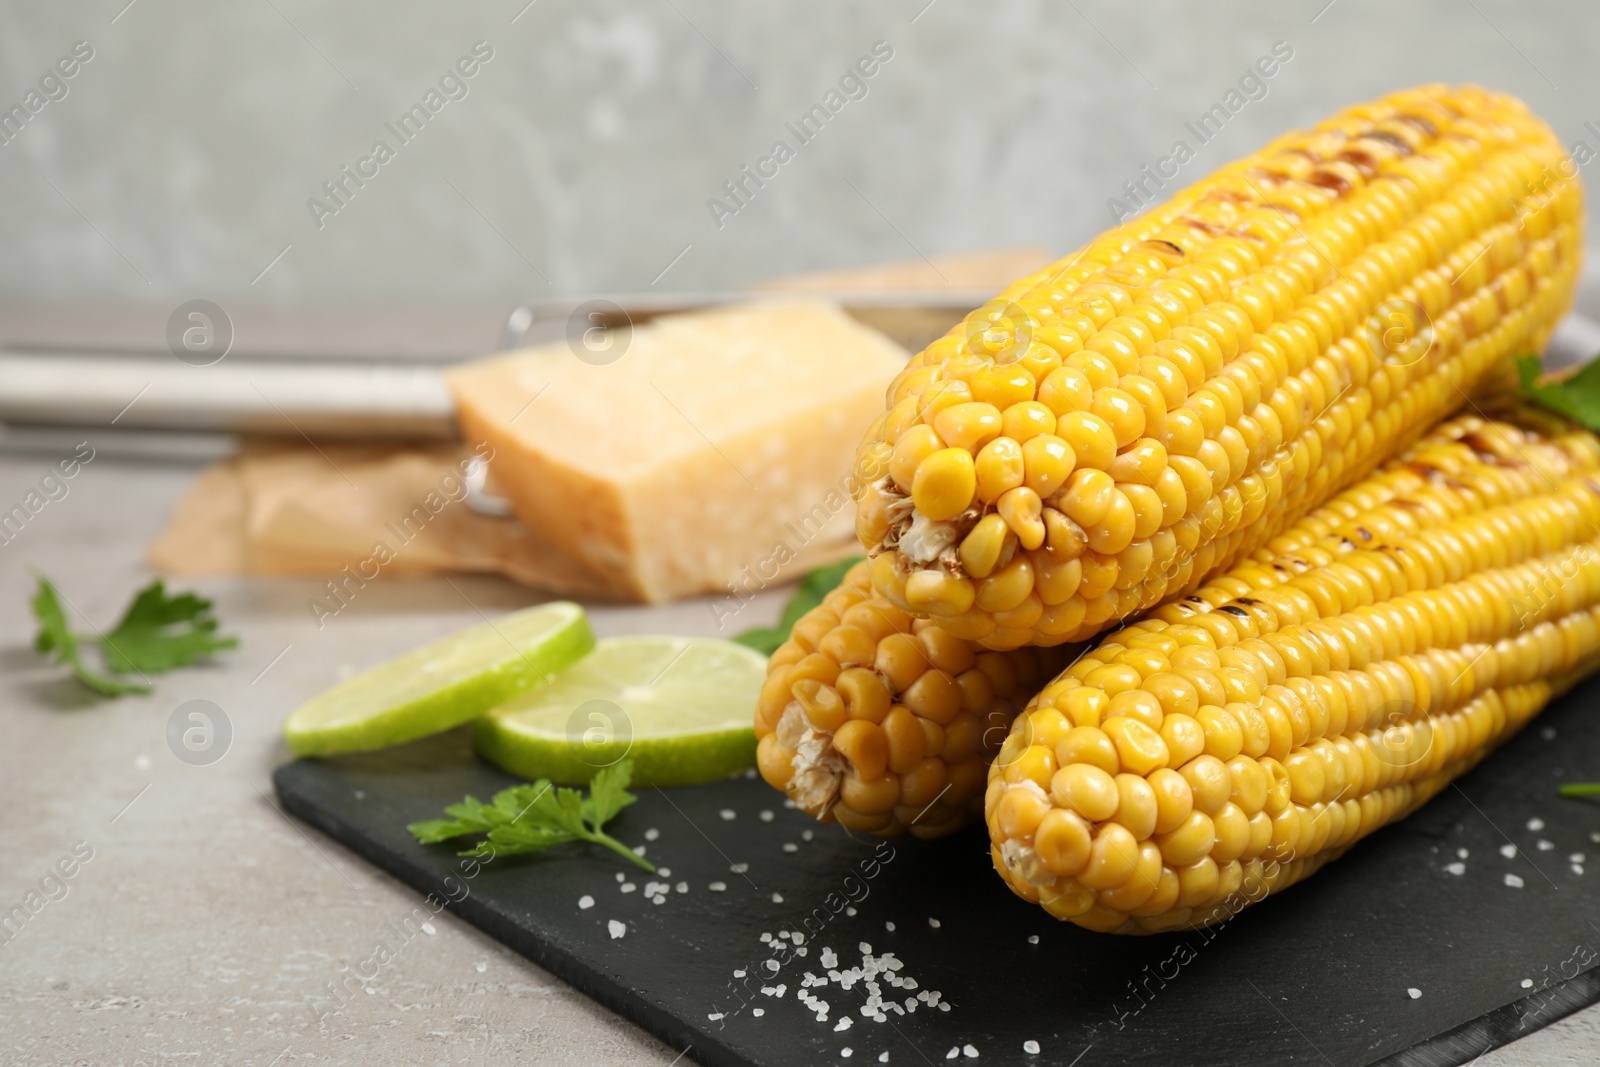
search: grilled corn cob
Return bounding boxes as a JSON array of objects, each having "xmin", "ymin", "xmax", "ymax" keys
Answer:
[
  {"xmin": 754, "ymin": 560, "xmax": 1069, "ymax": 838},
  {"xmin": 985, "ymin": 410, "xmax": 1600, "ymax": 933},
  {"xmin": 856, "ymin": 84, "xmax": 1582, "ymax": 650}
]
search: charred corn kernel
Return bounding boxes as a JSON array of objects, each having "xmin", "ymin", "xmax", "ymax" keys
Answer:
[
  {"xmin": 860, "ymin": 86, "xmax": 1580, "ymax": 649},
  {"xmin": 998, "ymin": 486, "xmax": 1047, "ymax": 550},
  {"xmin": 990, "ymin": 410, "xmax": 1600, "ymax": 931},
  {"xmin": 759, "ymin": 562, "xmax": 1071, "ymax": 838},
  {"xmin": 911, "ymin": 447, "xmax": 977, "ymax": 521}
]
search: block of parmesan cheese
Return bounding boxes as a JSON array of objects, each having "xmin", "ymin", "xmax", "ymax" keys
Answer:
[{"xmin": 448, "ymin": 301, "xmax": 907, "ymax": 603}]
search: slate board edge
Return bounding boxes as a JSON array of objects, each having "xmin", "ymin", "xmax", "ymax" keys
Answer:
[
  {"xmin": 273, "ymin": 759, "xmax": 1600, "ymax": 1067},
  {"xmin": 272, "ymin": 762, "xmax": 747, "ymax": 1067},
  {"xmin": 1372, "ymin": 966, "xmax": 1600, "ymax": 1067}
]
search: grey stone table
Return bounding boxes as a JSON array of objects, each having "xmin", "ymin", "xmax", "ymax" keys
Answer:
[{"xmin": 5, "ymin": 450, "xmax": 1600, "ymax": 1067}]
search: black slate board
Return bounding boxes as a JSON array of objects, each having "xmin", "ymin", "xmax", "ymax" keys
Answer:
[{"xmin": 275, "ymin": 683, "xmax": 1600, "ymax": 1067}]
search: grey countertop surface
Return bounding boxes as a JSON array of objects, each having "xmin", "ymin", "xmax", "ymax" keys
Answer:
[{"xmin": 3, "ymin": 448, "xmax": 1600, "ymax": 1067}]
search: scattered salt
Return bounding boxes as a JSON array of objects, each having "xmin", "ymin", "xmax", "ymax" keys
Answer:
[
  {"xmin": 1407, "ymin": 988, "xmax": 1421, "ymax": 1000},
  {"xmin": 616, "ymin": 872, "xmax": 626, "ymax": 883},
  {"xmin": 579, "ymin": 895, "xmax": 595, "ymax": 909},
  {"xmin": 1500, "ymin": 844, "xmax": 1518, "ymax": 859},
  {"xmin": 645, "ymin": 828, "xmax": 660, "ymax": 841},
  {"xmin": 929, "ymin": 918, "xmax": 942, "ymax": 929},
  {"xmin": 677, "ymin": 882, "xmax": 689, "ymax": 893},
  {"xmin": 421, "ymin": 922, "xmax": 436, "ymax": 935},
  {"xmin": 886, "ymin": 922, "xmax": 896, "ymax": 932},
  {"xmin": 834, "ymin": 1018, "xmax": 853, "ymax": 1032},
  {"xmin": 784, "ymin": 843, "xmax": 799, "ymax": 853},
  {"xmin": 1537, "ymin": 839, "xmax": 1555, "ymax": 852},
  {"xmin": 760, "ymin": 810, "xmax": 775, "ymax": 822},
  {"xmin": 847, "ymin": 906, "xmax": 858, "ymax": 917},
  {"xmin": 880, "ymin": 1054, "xmax": 890, "ymax": 1063},
  {"xmin": 734, "ymin": 969, "xmax": 747, "ymax": 978},
  {"xmin": 1572, "ymin": 853, "xmax": 1587, "ymax": 864},
  {"xmin": 1028, "ymin": 935, "xmax": 1040, "ymax": 945},
  {"xmin": 708, "ymin": 1012, "xmax": 724, "ymax": 1021},
  {"xmin": 1445, "ymin": 863, "xmax": 1465, "ymax": 876},
  {"xmin": 720, "ymin": 809, "xmax": 737, "ymax": 821},
  {"xmin": 803, "ymin": 830, "xmax": 815, "ymax": 841},
  {"xmin": 841, "ymin": 1050, "xmax": 852, "ymax": 1059},
  {"xmin": 963, "ymin": 1045, "xmax": 979, "ymax": 1059},
  {"xmin": 633, "ymin": 845, "xmax": 646, "ymax": 856},
  {"xmin": 710, "ymin": 882, "xmax": 727, "ymax": 892},
  {"xmin": 1023, "ymin": 1041, "xmax": 1040, "ymax": 1055},
  {"xmin": 1505, "ymin": 873, "xmax": 1525, "ymax": 888},
  {"xmin": 1457, "ymin": 848, "xmax": 1469, "ymax": 860},
  {"xmin": 773, "ymin": 893, "xmax": 785, "ymax": 903},
  {"xmin": 1574, "ymin": 864, "xmax": 1586, "ymax": 876},
  {"xmin": 475, "ymin": 960, "xmax": 487, "ymax": 973},
  {"xmin": 946, "ymin": 1050, "xmax": 959, "ymax": 1061},
  {"xmin": 1522, "ymin": 978, "xmax": 1535, "ymax": 989},
  {"xmin": 753, "ymin": 1008, "xmax": 765, "ymax": 1017},
  {"xmin": 608, "ymin": 920, "xmax": 626, "ymax": 939},
  {"xmin": 621, "ymin": 883, "xmax": 636, "ymax": 894},
  {"xmin": 1542, "ymin": 726, "xmax": 1557, "ymax": 740},
  {"xmin": 658, "ymin": 867, "xmax": 672, "ymax": 877},
  {"xmin": 1528, "ymin": 817, "xmax": 1546, "ymax": 832},
  {"xmin": 731, "ymin": 863, "xmax": 750, "ymax": 873}
]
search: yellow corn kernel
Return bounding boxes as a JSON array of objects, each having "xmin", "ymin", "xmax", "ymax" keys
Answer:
[
  {"xmin": 911, "ymin": 447, "xmax": 977, "ymax": 521},
  {"xmin": 1023, "ymin": 434, "xmax": 1076, "ymax": 498},
  {"xmin": 975, "ymin": 436, "xmax": 1026, "ymax": 502},
  {"xmin": 889, "ymin": 423, "xmax": 943, "ymax": 494},
  {"xmin": 959, "ymin": 513, "xmax": 1014, "ymax": 580},
  {"xmin": 997, "ymin": 486, "xmax": 1047, "ymax": 550},
  {"xmin": 1002, "ymin": 400, "xmax": 1058, "ymax": 443},
  {"xmin": 933, "ymin": 401, "xmax": 1004, "ymax": 452},
  {"xmin": 904, "ymin": 569, "xmax": 977, "ymax": 618}
]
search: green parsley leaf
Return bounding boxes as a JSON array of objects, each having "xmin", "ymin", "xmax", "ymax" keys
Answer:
[
  {"xmin": 1514, "ymin": 354, "xmax": 1600, "ymax": 429},
  {"xmin": 733, "ymin": 555, "xmax": 864, "ymax": 655},
  {"xmin": 29, "ymin": 573, "xmax": 237, "ymax": 696},
  {"xmin": 31, "ymin": 575, "xmax": 152, "ymax": 695},
  {"xmin": 407, "ymin": 759, "xmax": 654, "ymax": 871},
  {"xmin": 99, "ymin": 580, "xmax": 237, "ymax": 674}
]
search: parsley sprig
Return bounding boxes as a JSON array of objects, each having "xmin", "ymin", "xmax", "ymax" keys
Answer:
[
  {"xmin": 408, "ymin": 760, "xmax": 654, "ymax": 871},
  {"xmin": 1515, "ymin": 354, "xmax": 1600, "ymax": 429},
  {"xmin": 32, "ymin": 573, "xmax": 237, "ymax": 696}
]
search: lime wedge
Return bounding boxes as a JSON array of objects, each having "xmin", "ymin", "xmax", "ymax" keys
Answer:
[
  {"xmin": 474, "ymin": 635, "xmax": 765, "ymax": 787},
  {"xmin": 284, "ymin": 602, "xmax": 595, "ymax": 757}
]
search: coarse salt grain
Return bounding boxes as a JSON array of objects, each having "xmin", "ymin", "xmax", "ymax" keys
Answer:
[
  {"xmin": 1537, "ymin": 839, "xmax": 1555, "ymax": 852},
  {"xmin": 847, "ymin": 906, "xmax": 858, "ymax": 916},
  {"xmin": 1407, "ymin": 988, "xmax": 1421, "ymax": 1000},
  {"xmin": 803, "ymin": 830, "xmax": 814, "ymax": 841},
  {"xmin": 1571, "ymin": 853, "xmax": 1587, "ymax": 864},
  {"xmin": 720, "ymin": 809, "xmax": 737, "ymax": 821},
  {"xmin": 1574, "ymin": 864, "xmax": 1586, "ymax": 876},
  {"xmin": 608, "ymin": 920, "xmax": 625, "ymax": 939},
  {"xmin": 1023, "ymin": 1040, "xmax": 1040, "ymax": 1054},
  {"xmin": 677, "ymin": 882, "xmax": 689, "ymax": 893},
  {"xmin": 710, "ymin": 881, "xmax": 727, "ymax": 892},
  {"xmin": 886, "ymin": 922, "xmax": 896, "ymax": 932},
  {"xmin": 645, "ymin": 828, "xmax": 660, "ymax": 841},
  {"xmin": 615, "ymin": 872, "xmax": 626, "ymax": 883},
  {"xmin": 579, "ymin": 895, "xmax": 595, "ymax": 909},
  {"xmin": 753, "ymin": 1008, "xmax": 765, "ymax": 1017},
  {"xmin": 1500, "ymin": 844, "xmax": 1518, "ymax": 859},
  {"xmin": 731, "ymin": 863, "xmax": 749, "ymax": 873},
  {"xmin": 621, "ymin": 883, "xmax": 636, "ymax": 894},
  {"xmin": 1522, "ymin": 978, "xmax": 1534, "ymax": 988},
  {"xmin": 773, "ymin": 893, "xmax": 785, "ymax": 903},
  {"xmin": 1457, "ymin": 848, "xmax": 1469, "ymax": 859},
  {"xmin": 1028, "ymin": 935, "xmax": 1039, "ymax": 945},
  {"xmin": 784, "ymin": 843, "xmax": 799, "ymax": 853},
  {"xmin": 1445, "ymin": 863, "xmax": 1465, "ymax": 876},
  {"xmin": 929, "ymin": 918, "xmax": 941, "ymax": 929},
  {"xmin": 1528, "ymin": 817, "xmax": 1546, "ymax": 831},
  {"xmin": 963, "ymin": 1045, "xmax": 979, "ymax": 1058},
  {"xmin": 841, "ymin": 1050, "xmax": 852, "ymax": 1059},
  {"xmin": 1506, "ymin": 873, "xmax": 1525, "ymax": 888},
  {"xmin": 658, "ymin": 867, "xmax": 672, "ymax": 877},
  {"xmin": 946, "ymin": 1050, "xmax": 959, "ymax": 1061},
  {"xmin": 760, "ymin": 810, "xmax": 775, "ymax": 822}
]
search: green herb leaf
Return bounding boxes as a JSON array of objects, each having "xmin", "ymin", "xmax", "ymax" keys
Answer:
[
  {"xmin": 732, "ymin": 555, "xmax": 863, "ymax": 655},
  {"xmin": 1558, "ymin": 782, "xmax": 1600, "ymax": 798},
  {"xmin": 30, "ymin": 575, "xmax": 152, "ymax": 696},
  {"xmin": 99, "ymin": 580, "xmax": 238, "ymax": 674},
  {"xmin": 1514, "ymin": 354, "xmax": 1600, "ymax": 429},
  {"xmin": 407, "ymin": 760, "xmax": 654, "ymax": 871}
]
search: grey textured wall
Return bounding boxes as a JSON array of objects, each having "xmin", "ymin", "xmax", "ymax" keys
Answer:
[{"xmin": 0, "ymin": 0, "xmax": 1593, "ymax": 303}]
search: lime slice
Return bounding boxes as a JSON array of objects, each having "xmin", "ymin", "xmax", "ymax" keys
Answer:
[
  {"xmin": 474, "ymin": 635, "xmax": 765, "ymax": 787},
  {"xmin": 284, "ymin": 602, "xmax": 595, "ymax": 757}
]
